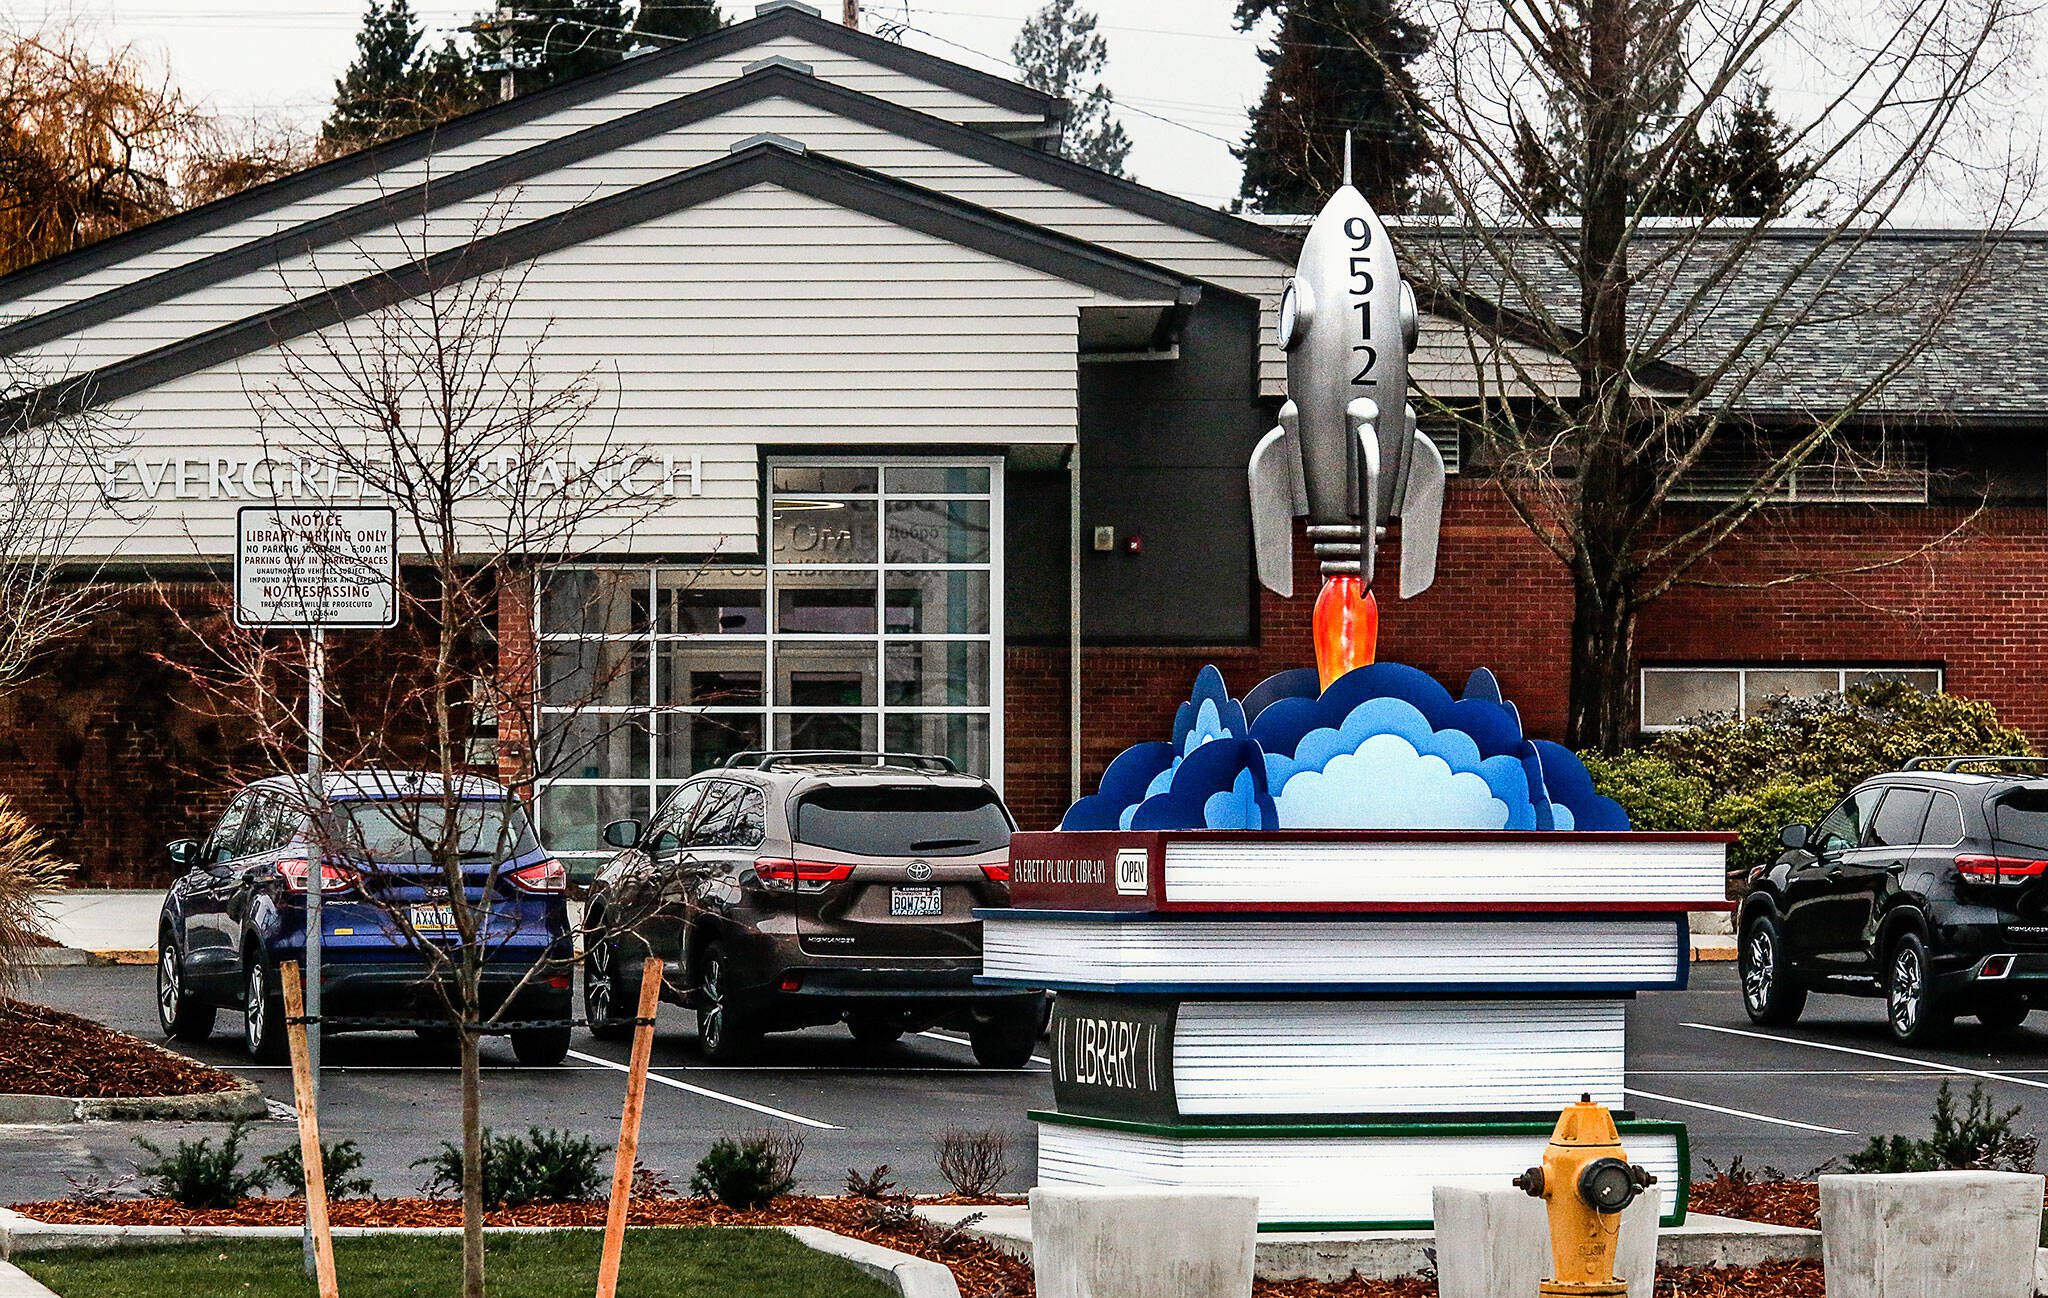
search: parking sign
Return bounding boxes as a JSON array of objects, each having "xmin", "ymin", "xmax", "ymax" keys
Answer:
[{"xmin": 234, "ymin": 506, "xmax": 400, "ymax": 629}]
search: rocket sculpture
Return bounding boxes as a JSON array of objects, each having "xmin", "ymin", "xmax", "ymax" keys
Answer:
[{"xmin": 1249, "ymin": 136, "xmax": 1444, "ymax": 688}]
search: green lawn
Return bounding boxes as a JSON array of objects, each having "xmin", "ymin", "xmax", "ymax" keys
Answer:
[{"xmin": 18, "ymin": 1228, "xmax": 898, "ymax": 1298}]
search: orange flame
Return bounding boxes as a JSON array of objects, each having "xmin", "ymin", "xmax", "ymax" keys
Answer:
[{"xmin": 1312, "ymin": 575, "xmax": 1378, "ymax": 690}]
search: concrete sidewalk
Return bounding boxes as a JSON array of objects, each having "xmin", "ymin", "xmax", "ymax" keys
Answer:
[{"xmin": 32, "ymin": 891, "xmax": 159, "ymax": 959}]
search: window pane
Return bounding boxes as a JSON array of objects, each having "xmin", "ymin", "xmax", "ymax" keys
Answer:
[
  {"xmin": 776, "ymin": 712, "xmax": 878, "ymax": 752},
  {"xmin": 773, "ymin": 498, "xmax": 877, "ymax": 565},
  {"xmin": 540, "ymin": 711, "xmax": 649, "ymax": 781},
  {"xmin": 1746, "ymin": 670, "xmax": 1842, "ymax": 707},
  {"xmin": 885, "ymin": 466, "xmax": 989, "ymax": 495},
  {"xmin": 537, "ymin": 784, "xmax": 648, "ymax": 855},
  {"xmin": 884, "ymin": 712, "xmax": 991, "ymax": 776},
  {"xmin": 886, "ymin": 641, "xmax": 990, "ymax": 706},
  {"xmin": 1640, "ymin": 670, "xmax": 1738, "ymax": 728},
  {"xmin": 776, "ymin": 573, "xmax": 878, "ymax": 634},
  {"xmin": 884, "ymin": 500, "xmax": 991, "ymax": 564},
  {"xmin": 777, "ymin": 640, "xmax": 877, "ymax": 707},
  {"xmin": 884, "ymin": 570, "xmax": 989, "ymax": 635},
  {"xmin": 794, "ymin": 786, "xmax": 1009, "ymax": 856},
  {"xmin": 772, "ymin": 466, "xmax": 877, "ymax": 494},
  {"xmin": 540, "ymin": 640, "xmax": 646, "ymax": 708},
  {"xmin": 1869, "ymin": 789, "xmax": 1932, "ymax": 848},
  {"xmin": 655, "ymin": 570, "xmax": 764, "ymax": 635},
  {"xmin": 1848, "ymin": 669, "xmax": 1942, "ymax": 694},
  {"xmin": 1923, "ymin": 793, "xmax": 1964, "ymax": 844},
  {"xmin": 657, "ymin": 711, "xmax": 763, "ymax": 777},
  {"xmin": 658, "ymin": 643, "xmax": 765, "ymax": 708},
  {"xmin": 541, "ymin": 569, "xmax": 646, "ymax": 636}
]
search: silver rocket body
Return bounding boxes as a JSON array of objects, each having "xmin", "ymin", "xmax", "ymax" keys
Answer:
[{"xmin": 1248, "ymin": 170, "xmax": 1445, "ymax": 600}]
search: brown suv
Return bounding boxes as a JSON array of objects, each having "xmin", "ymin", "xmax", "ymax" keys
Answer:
[{"xmin": 581, "ymin": 751, "xmax": 1045, "ymax": 1065}]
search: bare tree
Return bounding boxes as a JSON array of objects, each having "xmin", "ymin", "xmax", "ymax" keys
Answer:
[
  {"xmin": 1379, "ymin": 0, "xmax": 2036, "ymax": 749},
  {"xmin": 154, "ymin": 211, "xmax": 679, "ymax": 1297}
]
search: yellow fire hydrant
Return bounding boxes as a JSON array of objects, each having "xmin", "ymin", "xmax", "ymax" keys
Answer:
[{"xmin": 1511, "ymin": 1095, "xmax": 1657, "ymax": 1297}]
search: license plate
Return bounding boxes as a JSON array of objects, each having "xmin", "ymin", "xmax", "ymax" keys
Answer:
[
  {"xmin": 889, "ymin": 886, "xmax": 943, "ymax": 917},
  {"xmin": 409, "ymin": 904, "xmax": 458, "ymax": 934}
]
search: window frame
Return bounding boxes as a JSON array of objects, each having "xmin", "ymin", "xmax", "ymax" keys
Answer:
[{"xmin": 1639, "ymin": 664, "xmax": 1945, "ymax": 733}]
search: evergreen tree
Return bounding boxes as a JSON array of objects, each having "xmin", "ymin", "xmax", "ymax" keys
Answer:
[
  {"xmin": 1233, "ymin": 0, "xmax": 1431, "ymax": 214},
  {"xmin": 322, "ymin": 1, "xmax": 487, "ymax": 154},
  {"xmin": 1517, "ymin": 79, "xmax": 1811, "ymax": 218},
  {"xmin": 1010, "ymin": 0, "xmax": 1132, "ymax": 178},
  {"xmin": 631, "ymin": 0, "xmax": 724, "ymax": 45}
]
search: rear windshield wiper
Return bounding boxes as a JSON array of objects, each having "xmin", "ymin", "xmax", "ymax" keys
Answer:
[{"xmin": 909, "ymin": 836, "xmax": 979, "ymax": 850}]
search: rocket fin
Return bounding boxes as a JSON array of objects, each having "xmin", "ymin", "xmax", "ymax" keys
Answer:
[
  {"xmin": 1398, "ymin": 421, "xmax": 1446, "ymax": 599},
  {"xmin": 1249, "ymin": 401, "xmax": 1307, "ymax": 598},
  {"xmin": 1346, "ymin": 397, "xmax": 1381, "ymax": 589}
]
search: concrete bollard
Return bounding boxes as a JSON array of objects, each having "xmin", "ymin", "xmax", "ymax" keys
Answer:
[
  {"xmin": 1029, "ymin": 1187, "xmax": 1257, "ymax": 1298},
  {"xmin": 1821, "ymin": 1171, "xmax": 2044, "ymax": 1298},
  {"xmin": 1431, "ymin": 1185, "xmax": 1660, "ymax": 1298}
]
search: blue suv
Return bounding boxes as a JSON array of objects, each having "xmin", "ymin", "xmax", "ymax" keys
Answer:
[{"xmin": 155, "ymin": 770, "xmax": 572, "ymax": 1064}]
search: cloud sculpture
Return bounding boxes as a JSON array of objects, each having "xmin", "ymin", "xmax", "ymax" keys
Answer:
[{"xmin": 1059, "ymin": 661, "xmax": 1630, "ymax": 833}]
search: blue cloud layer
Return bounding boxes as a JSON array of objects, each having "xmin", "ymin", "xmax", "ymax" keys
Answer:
[{"xmin": 1059, "ymin": 662, "xmax": 1630, "ymax": 833}]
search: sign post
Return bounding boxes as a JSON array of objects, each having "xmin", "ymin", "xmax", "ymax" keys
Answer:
[{"xmin": 234, "ymin": 505, "xmax": 398, "ymax": 1279}]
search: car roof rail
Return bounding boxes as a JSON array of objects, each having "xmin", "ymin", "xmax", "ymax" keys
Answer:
[
  {"xmin": 721, "ymin": 749, "xmax": 959, "ymax": 774},
  {"xmin": 1901, "ymin": 755, "xmax": 2048, "ymax": 773}
]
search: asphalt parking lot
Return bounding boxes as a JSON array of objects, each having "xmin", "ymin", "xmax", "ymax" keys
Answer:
[{"xmin": 10, "ymin": 961, "xmax": 2048, "ymax": 1202}]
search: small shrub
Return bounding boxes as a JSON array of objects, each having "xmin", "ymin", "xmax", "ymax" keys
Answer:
[
  {"xmin": 630, "ymin": 1160, "xmax": 675, "ymax": 1199},
  {"xmin": 933, "ymin": 1128, "xmax": 1010, "ymax": 1198},
  {"xmin": 690, "ymin": 1131, "xmax": 803, "ymax": 1209},
  {"xmin": 845, "ymin": 1164, "xmax": 898, "ymax": 1199},
  {"xmin": 62, "ymin": 1171, "xmax": 136, "ymax": 1204},
  {"xmin": 412, "ymin": 1126, "xmax": 608, "ymax": 1207},
  {"xmin": 133, "ymin": 1119, "xmax": 269, "ymax": 1208},
  {"xmin": 0, "ymin": 798, "xmax": 69, "ymax": 993},
  {"xmin": 1846, "ymin": 1081, "xmax": 2039, "ymax": 1173},
  {"xmin": 261, "ymin": 1139, "xmax": 374, "ymax": 1199}
]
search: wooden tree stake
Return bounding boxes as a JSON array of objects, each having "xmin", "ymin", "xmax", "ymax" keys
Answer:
[
  {"xmin": 596, "ymin": 956, "xmax": 663, "ymax": 1298},
  {"xmin": 280, "ymin": 959, "xmax": 340, "ymax": 1298}
]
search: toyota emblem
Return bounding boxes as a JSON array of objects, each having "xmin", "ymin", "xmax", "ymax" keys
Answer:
[{"xmin": 906, "ymin": 861, "xmax": 933, "ymax": 881}]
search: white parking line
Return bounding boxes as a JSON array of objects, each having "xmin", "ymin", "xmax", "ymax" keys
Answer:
[
  {"xmin": 1621, "ymin": 1086, "xmax": 1858, "ymax": 1135},
  {"xmin": 916, "ymin": 1029, "xmax": 1051, "ymax": 1065},
  {"xmin": 566, "ymin": 1049, "xmax": 839, "ymax": 1129},
  {"xmin": 1683, "ymin": 1022, "xmax": 2048, "ymax": 1092}
]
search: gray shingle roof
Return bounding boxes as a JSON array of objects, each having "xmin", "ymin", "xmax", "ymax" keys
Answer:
[{"xmin": 1389, "ymin": 223, "xmax": 2048, "ymax": 421}]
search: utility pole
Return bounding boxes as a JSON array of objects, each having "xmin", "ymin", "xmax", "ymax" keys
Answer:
[
  {"xmin": 843, "ymin": 0, "xmax": 859, "ymax": 29},
  {"xmin": 497, "ymin": 3, "xmax": 516, "ymax": 102}
]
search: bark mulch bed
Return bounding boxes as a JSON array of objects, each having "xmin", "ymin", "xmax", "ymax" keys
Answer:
[
  {"xmin": 0, "ymin": 998, "xmax": 242, "ymax": 1098},
  {"xmin": 11, "ymin": 1196, "xmax": 1831, "ymax": 1298},
  {"xmin": 1688, "ymin": 1170, "xmax": 1822, "ymax": 1230}
]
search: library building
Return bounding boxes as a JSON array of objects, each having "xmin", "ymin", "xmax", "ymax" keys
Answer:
[{"xmin": 3, "ymin": 1, "xmax": 2046, "ymax": 885}]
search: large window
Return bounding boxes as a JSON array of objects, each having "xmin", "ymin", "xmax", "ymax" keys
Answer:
[
  {"xmin": 1639, "ymin": 664, "xmax": 1943, "ymax": 732},
  {"xmin": 535, "ymin": 458, "xmax": 1001, "ymax": 862}
]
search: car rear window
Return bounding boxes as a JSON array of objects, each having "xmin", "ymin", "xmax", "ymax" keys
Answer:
[
  {"xmin": 1993, "ymin": 789, "xmax": 2048, "ymax": 853},
  {"xmin": 793, "ymin": 786, "xmax": 1011, "ymax": 857},
  {"xmin": 329, "ymin": 799, "xmax": 540, "ymax": 864}
]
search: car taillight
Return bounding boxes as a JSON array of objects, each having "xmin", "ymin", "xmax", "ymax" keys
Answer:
[
  {"xmin": 981, "ymin": 862, "xmax": 1012, "ymax": 882},
  {"xmin": 278, "ymin": 858, "xmax": 360, "ymax": 893},
  {"xmin": 507, "ymin": 859, "xmax": 567, "ymax": 894},
  {"xmin": 755, "ymin": 858, "xmax": 856, "ymax": 891},
  {"xmin": 1956, "ymin": 854, "xmax": 2048, "ymax": 880}
]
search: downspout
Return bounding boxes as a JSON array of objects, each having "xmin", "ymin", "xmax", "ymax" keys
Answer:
[{"xmin": 1069, "ymin": 442, "xmax": 1082, "ymax": 808}]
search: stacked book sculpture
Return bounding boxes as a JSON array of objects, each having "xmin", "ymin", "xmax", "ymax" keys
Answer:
[{"xmin": 980, "ymin": 663, "xmax": 1731, "ymax": 1231}]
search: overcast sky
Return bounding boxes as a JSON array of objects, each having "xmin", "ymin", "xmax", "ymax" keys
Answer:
[{"xmin": 14, "ymin": 0, "xmax": 1270, "ymax": 208}]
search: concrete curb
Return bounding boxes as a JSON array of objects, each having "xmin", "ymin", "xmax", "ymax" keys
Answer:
[
  {"xmin": 782, "ymin": 1226, "xmax": 961, "ymax": 1298},
  {"xmin": 913, "ymin": 1204, "xmax": 1823, "ymax": 1281},
  {"xmin": 0, "ymin": 1080, "xmax": 266, "ymax": 1126},
  {"xmin": 0, "ymin": 1209, "xmax": 961, "ymax": 1298},
  {"xmin": 16, "ymin": 949, "xmax": 89, "ymax": 969},
  {"xmin": 0, "ymin": 1260, "xmax": 59, "ymax": 1298}
]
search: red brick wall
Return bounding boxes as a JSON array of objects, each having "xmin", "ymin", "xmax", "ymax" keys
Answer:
[{"xmin": 1001, "ymin": 483, "xmax": 2037, "ymax": 831}]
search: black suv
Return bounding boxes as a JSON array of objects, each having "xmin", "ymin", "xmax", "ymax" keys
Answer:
[{"xmin": 1739, "ymin": 756, "xmax": 2048, "ymax": 1042}]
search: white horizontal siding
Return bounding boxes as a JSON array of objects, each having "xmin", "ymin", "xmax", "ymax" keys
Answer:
[
  {"xmin": 59, "ymin": 183, "xmax": 1123, "ymax": 561},
  {"xmin": 1162, "ymin": 837, "xmax": 1729, "ymax": 905},
  {"xmin": 1, "ymin": 35, "xmax": 1046, "ymax": 318},
  {"xmin": 17, "ymin": 97, "xmax": 1274, "ymax": 382}
]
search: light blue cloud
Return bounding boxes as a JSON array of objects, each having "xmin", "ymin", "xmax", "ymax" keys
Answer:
[{"xmin": 1274, "ymin": 733, "xmax": 1512, "ymax": 829}]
